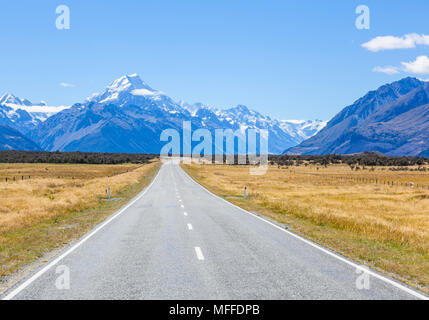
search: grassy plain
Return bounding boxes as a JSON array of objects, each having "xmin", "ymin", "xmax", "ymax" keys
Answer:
[
  {"xmin": 182, "ymin": 163, "xmax": 429, "ymax": 293},
  {"xmin": 0, "ymin": 161, "xmax": 160, "ymax": 280}
]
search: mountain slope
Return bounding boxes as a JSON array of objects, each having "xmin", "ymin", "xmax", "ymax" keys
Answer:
[
  {"xmin": 285, "ymin": 77, "xmax": 429, "ymax": 156},
  {"xmin": 31, "ymin": 74, "xmax": 324, "ymax": 154},
  {"xmin": 31, "ymin": 102, "xmax": 188, "ymax": 153},
  {"xmin": 0, "ymin": 125, "xmax": 41, "ymax": 151},
  {"xmin": 0, "ymin": 93, "xmax": 69, "ymax": 134}
]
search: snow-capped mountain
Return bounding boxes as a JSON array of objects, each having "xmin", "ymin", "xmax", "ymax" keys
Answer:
[
  {"xmin": 86, "ymin": 74, "xmax": 182, "ymax": 113},
  {"xmin": 181, "ymin": 103, "xmax": 326, "ymax": 152},
  {"xmin": 279, "ymin": 120, "xmax": 327, "ymax": 141},
  {"xmin": 181, "ymin": 102, "xmax": 326, "ymax": 139},
  {"xmin": 29, "ymin": 74, "xmax": 324, "ymax": 154},
  {"xmin": 0, "ymin": 93, "xmax": 69, "ymax": 134}
]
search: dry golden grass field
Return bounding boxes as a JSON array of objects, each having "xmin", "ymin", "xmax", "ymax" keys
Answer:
[
  {"xmin": 182, "ymin": 163, "xmax": 429, "ymax": 293},
  {"xmin": 0, "ymin": 161, "xmax": 160, "ymax": 282}
]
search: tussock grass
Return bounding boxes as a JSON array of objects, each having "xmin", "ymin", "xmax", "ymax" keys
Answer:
[
  {"xmin": 0, "ymin": 161, "xmax": 160, "ymax": 280},
  {"xmin": 182, "ymin": 163, "xmax": 429, "ymax": 293}
]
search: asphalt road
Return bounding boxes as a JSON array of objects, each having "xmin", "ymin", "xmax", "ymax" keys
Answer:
[{"xmin": 2, "ymin": 161, "xmax": 427, "ymax": 300}]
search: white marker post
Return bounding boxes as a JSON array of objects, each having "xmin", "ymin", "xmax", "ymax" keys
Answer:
[
  {"xmin": 243, "ymin": 185, "xmax": 247, "ymax": 199},
  {"xmin": 108, "ymin": 185, "xmax": 111, "ymax": 201}
]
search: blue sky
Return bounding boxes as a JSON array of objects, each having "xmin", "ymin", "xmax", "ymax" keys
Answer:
[{"xmin": 0, "ymin": 0, "xmax": 428, "ymax": 120}]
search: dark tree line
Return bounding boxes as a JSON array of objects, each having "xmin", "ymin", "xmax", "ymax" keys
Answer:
[
  {"xmin": 269, "ymin": 152, "xmax": 428, "ymax": 167},
  {"xmin": 196, "ymin": 152, "xmax": 428, "ymax": 167},
  {"xmin": 2, "ymin": 151, "xmax": 426, "ymax": 167},
  {"xmin": 0, "ymin": 151, "xmax": 158, "ymax": 164}
]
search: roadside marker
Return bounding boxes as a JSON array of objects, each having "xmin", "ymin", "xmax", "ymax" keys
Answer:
[{"xmin": 187, "ymin": 223, "xmax": 193, "ymax": 230}]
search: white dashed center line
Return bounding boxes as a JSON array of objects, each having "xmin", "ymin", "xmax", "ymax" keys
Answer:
[
  {"xmin": 181, "ymin": 204, "xmax": 184, "ymax": 208},
  {"xmin": 187, "ymin": 223, "xmax": 193, "ymax": 230},
  {"xmin": 184, "ymin": 212, "xmax": 188, "ymax": 216},
  {"xmin": 194, "ymin": 247, "xmax": 204, "ymax": 260}
]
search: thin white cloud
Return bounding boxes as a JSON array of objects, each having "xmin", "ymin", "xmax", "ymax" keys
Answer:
[
  {"xmin": 372, "ymin": 56, "xmax": 429, "ymax": 76},
  {"xmin": 372, "ymin": 66, "xmax": 400, "ymax": 75},
  {"xmin": 401, "ymin": 56, "xmax": 429, "ymax": 75},
  {"xmin": 59, "ymin": 82, "xmax": 75, "ymax": 88},
  {"xmin": 362, "ymin": 33, "xmax": 429, "ymax": 52}
]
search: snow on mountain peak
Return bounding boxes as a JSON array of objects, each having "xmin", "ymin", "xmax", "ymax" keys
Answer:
[
  {"xmin": 228, "ymin": 104, "xmax": 250, "ymax": 113},
  {"xmin": 0, "ymin": 93, "xmax": 49, "ymax": 107},
  {"xmin": 131, "ymin": 88, "xmax": 160, "ymax": 96},
  {"xmin": 279, "ymin": 119, "xmax": 327, "ymax": 140},
  {"xmin": 86, "ymin": 73, "xmax": 164, "ymax": 104},
  {"xmin": 0, "ymin": 93, "xmax": 22, "ymax": 105},
  {"xmin": 37, "ymin": 100, "xmax": 48, "ymax": 106},
  {"xmin": 0, "ymin": 92, "xmax": 70, "ymax": 133},
  {"xmin": 108, "ymin": 74, "xmax": 152, "ymax": 92}
]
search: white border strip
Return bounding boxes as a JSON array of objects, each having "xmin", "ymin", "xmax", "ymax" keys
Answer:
[
  {"xmin": 179, "ymin": 165, "xmax": 428, "ymax": 300},
  {"xmin": 2, "ymin": 164, "xmax": 163, "ymax": 300}
]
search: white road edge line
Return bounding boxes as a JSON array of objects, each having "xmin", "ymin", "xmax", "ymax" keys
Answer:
[
  {"xmin": 2, "ymin": 164, "xmax": 164, "ymax": 301},
  {"xmin": 194, "ymin": 247, "xmax": 204, "ymax": 260},
  {"xmin": 180, "ymin": 165, "xmax": 428, "ymax": 300},
  {"xmin": 187, "ymin": 223, "xmax": 193, "ymax": 230}
]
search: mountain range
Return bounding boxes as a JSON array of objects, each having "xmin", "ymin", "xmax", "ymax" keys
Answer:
[
  {"xmin": 286, "ymin": 77, "xmax": 429, "ymax": 157},
  {"xmin": 2, "ymin": 75, "xmax": 427, "ymax": 156},
  {"xmin": 0, "ymin": 74, "xmax": 325, "ymax": 154}
]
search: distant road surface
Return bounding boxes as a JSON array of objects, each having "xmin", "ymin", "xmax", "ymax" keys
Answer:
[{"xmin": 2, "ymin": 161, "xmax": 427, "ymax": 300}]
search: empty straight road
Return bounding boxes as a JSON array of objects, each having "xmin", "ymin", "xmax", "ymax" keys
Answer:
[{"xmin": 2, "ymin": 161, "xmax": 427, "ymax": 300}]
